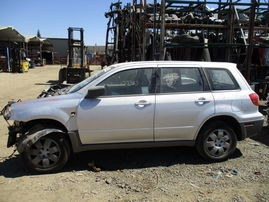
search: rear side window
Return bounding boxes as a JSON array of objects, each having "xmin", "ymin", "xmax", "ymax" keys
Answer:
[
  {"xmin": 159, "ymin": 67, "xmax": 204, "ymax": 93},
  {"xmin": 205, "ymin": 68, "xmax": 239, "ymax": 90}
]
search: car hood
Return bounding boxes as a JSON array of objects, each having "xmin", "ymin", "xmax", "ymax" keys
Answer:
[{"xmin": 8, "ymin": 93, "xmax": 82, "ymax": 121}]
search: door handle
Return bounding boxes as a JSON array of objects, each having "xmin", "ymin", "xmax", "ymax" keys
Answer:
[
  {"xmin": 195, "ymin": 97, "xmax": 210, "ymax": 104},
  {"xmin": 135, "ymin": 100, "xmax": 151, "ymax": 107}
]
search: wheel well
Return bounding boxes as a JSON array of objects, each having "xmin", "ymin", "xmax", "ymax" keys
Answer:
[
  {"xmin": 24, "ymin": 119, "xmax": 67, "ymax": 132},
  {"xmin": 199, "ymin": 116, "xmax": 243, "ymax": 140},
  {"xmin": 23, "ymin": 119, "xmax": 73, "ymax": 152}
]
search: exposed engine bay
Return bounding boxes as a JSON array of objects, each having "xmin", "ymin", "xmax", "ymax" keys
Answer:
[{"xmin": 37, "ymin": 83, "xmax": 73, "ymax": 98}]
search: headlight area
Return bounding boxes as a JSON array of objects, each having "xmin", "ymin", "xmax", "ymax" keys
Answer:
[
  {"xmin": 1, "ymin": 101, "xmax": 24, "ymax": 147},
  {"xmin": 7, "ymin": 121, "xmax": 24, "ymax": 148},
  {"xmin": 1, "ymin": 103, "xmax": 13, "ymax": 121}
]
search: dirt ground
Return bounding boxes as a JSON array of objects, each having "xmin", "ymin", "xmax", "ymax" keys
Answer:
[{"xmin": 0, "ymin": 65, "xmax": 269, "ymax": 202}]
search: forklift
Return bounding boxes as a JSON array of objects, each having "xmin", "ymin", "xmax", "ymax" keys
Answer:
[
  {"xmin": 11, "ymin": 47, "xmax": 29, "ymax": 73},
  {"xmin": 58, "ymin": 27, "xmax": 91, "ymax": 83}
]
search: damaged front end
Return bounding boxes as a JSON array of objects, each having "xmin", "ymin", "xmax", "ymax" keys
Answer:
[
  {"xmin": 6, "ymin": 121, "xmax": 24, "ymax": 147},
  {"xmin": 1, "ymin": 100, "xmax": 25, "ymax": 147},
  {"xmin": 1, "ymin": 101, "xmax": 15, "ymax": 121}
]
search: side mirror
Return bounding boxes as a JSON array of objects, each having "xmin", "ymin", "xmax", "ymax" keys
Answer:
[{"xmin": 85, "ymin": 86, "xmax": 105, "ymax": 99}]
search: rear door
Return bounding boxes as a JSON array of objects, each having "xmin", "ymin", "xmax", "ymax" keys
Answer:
[{"xmin": 154, "ymin": 64, "xmax": 215, "ymax": 141}]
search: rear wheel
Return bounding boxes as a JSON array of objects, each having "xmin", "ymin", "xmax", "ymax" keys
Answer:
[
  {"xmin": 21, "ymin": 133, "xmax": 70, "ymax": 174},
  {"xmin": 196, "ymin": 121, "xmax": 237, "ymax": 161}
]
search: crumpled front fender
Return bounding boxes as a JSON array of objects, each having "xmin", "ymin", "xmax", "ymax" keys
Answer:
[{"xmin": 17, "ymin": 128, "xmax": 66, "ymax": 154}]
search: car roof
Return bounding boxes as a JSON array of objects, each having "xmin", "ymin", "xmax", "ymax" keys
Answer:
[{"xmin": 108, "ymin": 61, "xmax": 237, "ymax": 70}]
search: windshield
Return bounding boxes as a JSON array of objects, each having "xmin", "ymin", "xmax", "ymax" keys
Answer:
[{"xmin": 68, "ymin": 66, "xmax": 112, "ymax": 93}]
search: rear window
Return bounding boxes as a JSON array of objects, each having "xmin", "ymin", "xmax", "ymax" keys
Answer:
[{"xmin": 205, "ymin": 68, "xmax": 239, "ymax": 90}]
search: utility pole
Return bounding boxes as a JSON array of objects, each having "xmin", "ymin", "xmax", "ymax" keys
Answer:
[{"xmin": 245, "ymin": 0, "xmax": 256, "ymax": 83}]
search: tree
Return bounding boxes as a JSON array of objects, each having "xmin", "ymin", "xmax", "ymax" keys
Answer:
[{"xmin": 37, "ymin": 29, "xmax": 41, "ymax": 38}]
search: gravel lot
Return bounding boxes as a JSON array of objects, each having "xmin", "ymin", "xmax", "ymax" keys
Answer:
[{"xmin": 0, "ymin": 65, "xmax": 269, "ymax": 202}]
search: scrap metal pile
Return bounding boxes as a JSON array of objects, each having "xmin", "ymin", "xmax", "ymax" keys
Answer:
[{"xmin": 104, "ymin": 0, "xmax": 269, "ymax": 68}]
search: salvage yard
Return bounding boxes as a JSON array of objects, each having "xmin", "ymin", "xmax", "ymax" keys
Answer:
[{"xmin": 0, "ymin": 65, "xmax": 269, "ymax": 202}]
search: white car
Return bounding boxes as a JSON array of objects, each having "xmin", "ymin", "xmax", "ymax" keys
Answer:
[{"xmin": 1, "ymin": 61, "xmax": 264, "ymax": 173}]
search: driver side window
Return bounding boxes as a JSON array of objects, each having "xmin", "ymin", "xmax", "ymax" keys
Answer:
[{"xmin": 98, "ymin": 68, "xmax": 153, "ymax": 96}]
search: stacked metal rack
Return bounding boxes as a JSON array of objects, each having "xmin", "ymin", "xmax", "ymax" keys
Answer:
[{"xmin": 104, "ymin": 0, "xmax": 269, "ymax": 82}]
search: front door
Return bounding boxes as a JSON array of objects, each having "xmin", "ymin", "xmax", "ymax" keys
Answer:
[{"xmin": 77, "ymin": 67, "xmax": 156, "ymax": 144}]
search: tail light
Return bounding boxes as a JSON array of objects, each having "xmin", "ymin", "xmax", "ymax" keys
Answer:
[{"xmin": 249, "ymin": 93, "xmax": 260, "ymax": 106}]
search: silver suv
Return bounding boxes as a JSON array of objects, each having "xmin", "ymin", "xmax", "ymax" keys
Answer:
[{"xmin": 1, "ymin": 61, "xmax": 264, "ymax": 173}]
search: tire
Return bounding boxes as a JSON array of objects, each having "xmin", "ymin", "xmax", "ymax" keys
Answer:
[
  {"xmin": 58, "ymin": 69, "xmax": 66, "ymax": 83},
  {"xmin": 21, "ymin": 133, "xmax": 70, "ymax": 174},
  {"xmin": 85, "ymin": 72, "xmax": 90, "ymax": 79},
  {"xmin": 196, "ymin": 121, "xmax": 237, "ymax": 161},
  {"xmin": 58, "ymin": 69, "xmax": 63, "ymax": 83}
]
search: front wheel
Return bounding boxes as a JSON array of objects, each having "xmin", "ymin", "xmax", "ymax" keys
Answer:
[
  {"xmin": 196, "ymin": 121, "xmax": 237, "ymax": 161},
  {"xmin": 21, "ymin": 133, "xmax": 70, "ymax": 174}
]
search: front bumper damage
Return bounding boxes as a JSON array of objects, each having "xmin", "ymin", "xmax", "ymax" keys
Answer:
[
  {"xmin": 7, "ymin": 123, "xmax": 23, "ymax": 147},
  {"xmin": 1, "ymin": 100, "xmax": 68, "ymax": 153},
  {"xmin": 1, "ymin": 100, "xmax": 23, "ymax": 147}
]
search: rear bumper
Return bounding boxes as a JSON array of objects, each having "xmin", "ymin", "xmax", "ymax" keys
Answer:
[{"xmin": 240, "ymin": 119, "xmax": 264, "ymax": 140}]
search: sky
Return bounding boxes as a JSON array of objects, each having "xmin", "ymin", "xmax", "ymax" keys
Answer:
[
  {"xmin": 0, "ymin": 0, "xmax": 262, "ymax": 46},
  {"xmin": 0, "ymin": 0, "xmax": 142, "ymax": 46}
]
